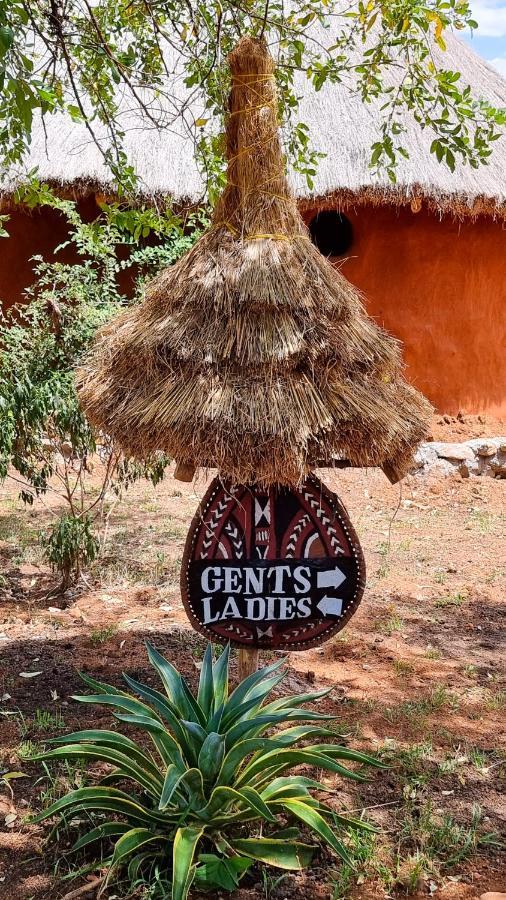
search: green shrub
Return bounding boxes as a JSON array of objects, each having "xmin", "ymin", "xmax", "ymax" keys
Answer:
[
  {"xmin": 34, "ymin": 643, "xmax": 382, "ymax": 898},
  {"xmin": 42, "ymin": 512, "xmax": 99, "ymax": 589}
]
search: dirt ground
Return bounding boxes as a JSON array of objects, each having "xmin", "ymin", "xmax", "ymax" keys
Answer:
[{"xmin": 0, "ymin": 414, "xmax": 504, "ymax": 900}]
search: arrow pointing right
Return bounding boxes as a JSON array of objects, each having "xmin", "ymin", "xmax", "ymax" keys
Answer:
[
  {"xmin": 317, "ymin": 596, "xmax": 344, "ymax": 617},
  {"xmin": 317, "ymin": 566, "xmax": 346, "ymax": 590}
]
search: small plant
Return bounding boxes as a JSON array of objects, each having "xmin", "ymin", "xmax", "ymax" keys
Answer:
[
  {"xmin": 261, "ymin": 869, "xmax": 290, "ymax": 899},
  {"xmin": 34, "ymin": 643, "xmax": 383, "ymax": 899},
  {"xmin": 434, "ymin": 591, "xmax": 467, "ymax": 609},
  {"xmin": 90, "ymin": 624, "xmax": 119, "ymax": 645},
  {"xmin": 33, "ymin": 709, "xmax": 66, "ymax": 732},
  {"xmin": 485, "ymin": 689, "xmax": 506, "ymax": 711},
  {"xmin": 153, "ymin": 551, "xmax": 166, "ymax": 584},
  {"xmin": 425, "ymin": 645, "xmax": 442, "ymax": 660},
  {"xmin": 463, "ymin": 664, "xmax": 478, "ymax": 678},
  {"xmin": 393, "ymin": 660, "xmax": 414, "ymax": 677},
  {"xmin": 379, "ymin": 613, "xmax": 404, "ymax": 636},
  {"xmin": 400, "ymin": 801, "xmax": 503, "ymax": 868},
  {"xmin": 42, "ymin": 512, "xmax": 99, "ymax": 591},
  {"xmin": 470, "ymin": 511, "xmax": 493, "ymax": 534},
  {"xmin": 18, "ymin": 739, "xmax": 44, "ymax": 760},
  {"xmin": 331, "ymin": 827, "xmax": 380, "ymax": 899}
]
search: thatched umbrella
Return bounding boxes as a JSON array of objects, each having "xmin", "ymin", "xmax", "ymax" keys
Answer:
[{"xmin": 78, "ymin": 36, "xmax": 432, "ymax": 487}]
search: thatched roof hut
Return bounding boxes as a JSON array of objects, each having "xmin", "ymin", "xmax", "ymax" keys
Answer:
[
  {"xmin": 3, "ymin": 26, "xmax": 506, "ymax": 219},
  {"xmin": 77, "ymin": 37, "xmax": 431, "ymax": 487}
]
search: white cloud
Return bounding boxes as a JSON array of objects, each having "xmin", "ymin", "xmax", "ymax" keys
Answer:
[
  {"xmin": 488, "ymin": 55, "xmax": 506, "ymax": 74},
  {"xmin": 470, "ymin": 1, "xmax": 506, "ymax": 36}
]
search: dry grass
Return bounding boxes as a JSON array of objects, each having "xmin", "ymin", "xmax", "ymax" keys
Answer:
[{"xmin": 78, "ymin": 37, "xmax": 431, "ymax": 487}]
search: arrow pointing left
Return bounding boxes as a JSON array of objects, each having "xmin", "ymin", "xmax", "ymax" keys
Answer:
[{"xmin": 317, "ymin": 596, "xmax": 343, "ymax": 617}]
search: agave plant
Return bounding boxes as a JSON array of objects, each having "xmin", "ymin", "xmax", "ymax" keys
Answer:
[{"xmin": 34, "ymin": 643, "xmax": 382, "ymax": 898}]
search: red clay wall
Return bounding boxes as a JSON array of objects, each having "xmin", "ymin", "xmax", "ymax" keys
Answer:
[
  {"xmin": 305, "ymin": 204, "xmax": 506, "ymax": 417},
  {"xmin": 0, "ymin": 197, "xmax": 101, "ymax": 314}
]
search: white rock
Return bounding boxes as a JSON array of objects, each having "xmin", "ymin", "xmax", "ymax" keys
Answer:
[
  {"xmin": 431, "ymin": 442, "xmax": 475, "ymax": 461},
  {"xmin": 475, "ymin": 442, "xmax": 498, "ymax": 458}
]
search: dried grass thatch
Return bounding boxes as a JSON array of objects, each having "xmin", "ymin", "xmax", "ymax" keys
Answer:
[
  {"xmin": 6, "ymin": 22, "xmax": 506, "ymax": 219},
  {"xmin": 78, "ymin": 36, "xmax": 432, "ymax": 487}
]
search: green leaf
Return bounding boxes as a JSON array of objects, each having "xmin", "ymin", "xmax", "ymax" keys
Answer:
[
  {"xmin": 121, "ymin": 673, "xmax": 194, "ymax": 757},
  {"xmin": 212, "ymin": 643, "xmax": 230, "ymax": 709},
  {"xmin": 113, "ymin": 713, "xmax": 186, "ymax": 769},
  {"xmin": 31, "ymin": 787, "xmax": 165, "ymax": 826},
  {"xmin": 221, "ymin": 673, "xmax": 286, "ymax": 728},
  {"xmin": 315, "ymin": 745, "xmax": 387, "ymax": 768},
  {"xmin": 225, "ymin": 657, "xmax": 286, "ymax": 713},
  {"xmin": 172, "ymin": 826, "xmax": 204, "ymax": 900},
  {"xmin": 146, "ymin": 642, "xmax": 205, "ymax": 725},
  {"xmin": 226, "ymin": 711, "xmax": 335, "ymax": 748},
  {"xmin": 263, "ymin": 686, "xmax": 333, "ymax": 712},
  {"xmin": 198, "ymin": 732, "xmax": 225, "ymax": 782},
  {"xmin": 36, "ymin": 745, "xmax": 163, "ymax": 796},
  {"xmin": 274, "ymin": 799, "xmax": 353, "ymax": 865},
  {"xmin": 50, "ymin": 729, "xmax": 162, "ymax": 779},
  {"xmin": 194, "ymin": 854, "xmax": 252, "ymax": 891},
  {"xmin": 111, "ymin": 827, "xmax": 166, "ymax": 866},
  {"xmin": 230, "ymin": 837, "xmax": 314, "ymax": 870},
  {"xmin": 72, "ymin": 821, "xmax": 130, "ymax": 852},
  {"xmin": 218, "ymin": 737, "xmax": 291, "ymax": 786},
  {"xmin": 261, "ymin": 775, "xmax": 333, "ymax": 800},
  {"xmin": 197, "ymin": 644, "xmax": 214, "ymax": 716},
  {"xmin": 159, "ymin": 764, "xmax": 185, "ymax": 810},
  {"xmin": 180, "ymin": 767, "xmax": 205, "ymax": 806},
  {"xmin": 200, "ymin": 785, "xmax": 276, "ymax": 823},
  {"xmin": 238, "ymin": 748, "xmax": 366, "ymax": 787}
]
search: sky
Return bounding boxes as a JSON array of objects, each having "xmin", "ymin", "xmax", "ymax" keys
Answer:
[{"xmin": 463, "ymin": 0, "xmax": 506, "ymax": 76}]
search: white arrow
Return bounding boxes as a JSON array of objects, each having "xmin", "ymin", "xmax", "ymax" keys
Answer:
[
  {"xmin": 317, "ymin": 566, "xmax": 346, "ymax": 590},
  {"xmin": 317, "ymin": 596, "xmax": 343, "ymax": 617}
]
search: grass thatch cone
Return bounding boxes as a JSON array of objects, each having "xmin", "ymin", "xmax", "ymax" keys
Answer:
[{"xmin": 77, "ymin": 36, "xmax": 432, "ymax": 486}]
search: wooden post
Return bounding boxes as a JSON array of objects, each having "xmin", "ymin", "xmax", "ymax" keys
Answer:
[
  {"xmin": 237, "ymin": 647, "xmax": 259, "ymax": 681},
  {"xmin": 174, "ymin": 461, "xmax": 196, "ymax": 482}
]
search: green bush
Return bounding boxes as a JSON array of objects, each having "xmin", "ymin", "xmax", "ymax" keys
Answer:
[
  {"xmin": 0, "ymin": 186, "xmax": 206, "ymax": 586},
  {"xmin": 34, "ymin": 643, "xmax": 382, "ymax": 898},
  {"xmin": 41, "ymin": 512, "xmax": 99, "ymax": 590}
]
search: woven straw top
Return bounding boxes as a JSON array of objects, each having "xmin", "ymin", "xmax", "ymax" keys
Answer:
[{"xmin": 78, "ymin": 36, "xmax": 431, "ymax": 486}]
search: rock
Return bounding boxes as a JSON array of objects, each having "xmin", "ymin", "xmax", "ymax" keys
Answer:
[
  {"xmin": 60, "ymin": 440, "xmax": 73, "ymax": 458},
  {"xmin": 490, "ymin": 461, "xmax": 506, "ymax": 478},
  {"xmin": 479, "ymin": 894, "xmax": 506, "ymax": 900},
  {"xmin": 431, "ymin": 442, "xmax": 475, "ymax": 462},
  {"xmin": 500, "ymin": 442, "xmax": 506, "ymax": 453},
  {"xmin": 443, "ymin": 414, "xmax": 452, "ymax": 424},
  {"xmin": 475, "ymin": 442, "xmax": 498, "ymax": 457},
  {"xmin": 413, "ymin": 445, "xmax": 438, "ymax": 469},
  {"xmin": 458, "ymin": 461, "xmax": 470, "ymax": 478}
]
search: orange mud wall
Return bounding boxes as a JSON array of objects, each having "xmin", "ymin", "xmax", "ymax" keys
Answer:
[{"xmin": 306, "ymin": 204, "xmax": 506, "ymax": 417}]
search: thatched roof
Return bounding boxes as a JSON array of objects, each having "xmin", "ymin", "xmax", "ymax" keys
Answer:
[
  {"xmin": 78, "ymin": 36, "xmax": 432, "ymax": 487},
  {"xmin": 3, "ymin": 25, "xmax": 506, "ymax": 218}
]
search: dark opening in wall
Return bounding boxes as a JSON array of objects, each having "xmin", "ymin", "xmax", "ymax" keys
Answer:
[{"xmin": 309, "ymin": 210, "xmax": 353, "ymax": 257}]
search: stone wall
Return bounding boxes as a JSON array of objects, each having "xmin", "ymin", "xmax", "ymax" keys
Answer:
[{"xmin": 414, "ymin": 437, "xmax": 506, "ymax": 477}]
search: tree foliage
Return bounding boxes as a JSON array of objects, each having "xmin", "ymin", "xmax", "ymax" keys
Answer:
[
  {"xmin": 0, "ymin": 183, "xmax": 205, "ymax": 585},
  {"xmin": 0, "ymin": 0, "xmax": 504, "ymax": 195}
]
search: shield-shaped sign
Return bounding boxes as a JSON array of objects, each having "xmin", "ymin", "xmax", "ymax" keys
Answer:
[{"xmin": 181, "ymin": 474, "xmax": 365, "ymax": 650}]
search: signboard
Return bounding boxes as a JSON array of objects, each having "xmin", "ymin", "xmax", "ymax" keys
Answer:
[{"xmin": 181, "ymin": 474, "xmax": 365, "ymax": 650}]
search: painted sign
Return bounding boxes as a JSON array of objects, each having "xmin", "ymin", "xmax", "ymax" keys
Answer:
[{"xmin": 181, "ymin": 475, "xmax": 365, "ymax": 650}]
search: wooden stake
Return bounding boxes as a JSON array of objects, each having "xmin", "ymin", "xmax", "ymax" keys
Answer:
[
  {"xmin": 174, "ymin": 461, "xmax": 196, "ymax": 482},
  {"xmin": 237, "ymin": 647, "xmax": 259, "ymax": 681}
]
